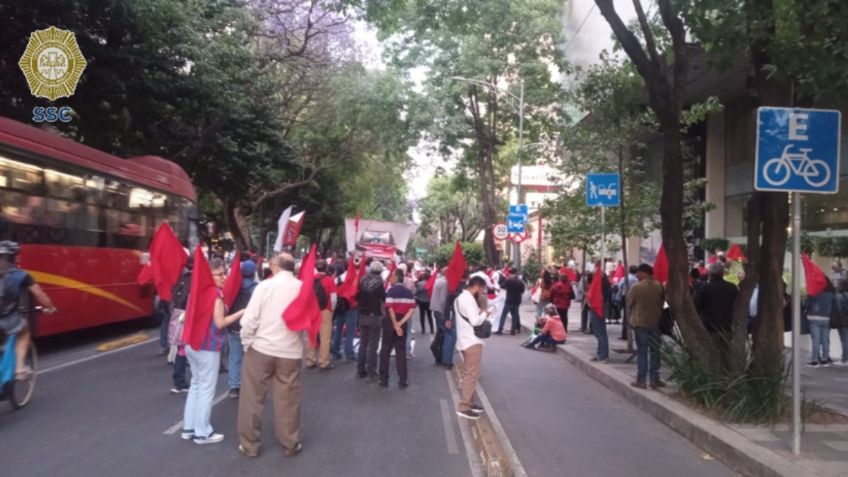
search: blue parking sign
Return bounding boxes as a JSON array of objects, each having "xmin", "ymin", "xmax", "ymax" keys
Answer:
[
  {"xmin": 507, "ymin": 214, "xmax": 526, "ymax": 233},
  {"xmin": 586, "ymin": 173, "xmax": 620, "ymax": 206},
  {"xmin": 755, "ymin": 107, "xmax": 841, "ymax": 194}
]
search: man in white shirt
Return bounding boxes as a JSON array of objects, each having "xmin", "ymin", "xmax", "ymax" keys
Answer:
[
  {"xmin": 453, "ymin": 276, "xmax": 490, "ymax": 420},
  {"xmin": 237, "ymin": 253, "xmax": 304, "ymax": 458}
]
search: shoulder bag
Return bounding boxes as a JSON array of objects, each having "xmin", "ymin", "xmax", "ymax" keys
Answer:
[{"xmin": 454, "ymin": 299, "xmax": 492, "ymax": 339}]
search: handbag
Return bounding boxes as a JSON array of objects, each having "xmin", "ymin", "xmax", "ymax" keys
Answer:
[
  {"xmin": 167, "ymin": 308, "xmax": 186, "ymax": 346},
  {"xmin": 454, "ymin": 300, "xmax": 492, "ymax": 339},
  {"xmin": 531, "ymin": 285, "xmax": 542, "ymax": 304}
]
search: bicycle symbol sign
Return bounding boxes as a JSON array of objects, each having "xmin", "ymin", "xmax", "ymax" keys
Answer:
[{"xmin": 755, "ymin": 107, "xmax": 841, "ymax": 194}]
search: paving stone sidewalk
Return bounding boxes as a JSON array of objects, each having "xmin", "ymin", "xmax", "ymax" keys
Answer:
[{"xmin": 517, "ymin": 301, "xmax": 848, "ymax": 477}]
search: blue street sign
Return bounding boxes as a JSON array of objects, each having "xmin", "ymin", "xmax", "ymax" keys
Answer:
[
  {"xmin": 507, "ymin": 214, "xmax": 526, "ymax": 233},
  {"xmin": 508, "ymin": 204, "xmax": 528, "ymax": 217},
  {"xmin": 586, "ymin": 173, "xmax": 621, "ymax": 207},
  {"xmin": 755, "ymin": 107, "xmax": 841, "ymax": 194}
]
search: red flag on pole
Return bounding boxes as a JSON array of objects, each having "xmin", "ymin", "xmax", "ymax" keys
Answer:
[
  {"xmin": 445, "ymin": 241, "xmax": 467, "ymax": 292},
  {"xmin": 653, "ymin": 244, "xmax": 669, "ymax": 284},
  {"xmin": 726, "ymin": 243, "xmax": 746, "ymax": 262},
  {"xmin": 283, "ymin": 212, "xmax": 305, "ymax": 247},
  {"xmin": 222, "ymin": 251, "xmax": 242, "ymax": 309},
  {"xmin": 612, "ymin": 264, "xmax": 625, "ymax": 284},
  {"xmin": 385, "ymin": 261, "xmax": 397, "ymax": 290},
  {"xmin": 182, "ymin": 246, "xmax": 219, "ymax": 350},
  {"xmin": 586, "ymin": 263, "xmax": 604, "ymax": 318},
  {"xmin": 707, "ymin": 255, "xmax": 718, "ymax": 265},
  {"xmin": 424, "ymin": 266, "xmax": 439, "ymax": 298},
  {"xmin": 802, "ymin": 254, "xmax": 829, "ymax": 297},
  {"xmin": 139, "ymin": 222, "xmax": 187, "ymax": 301},
  {"xmin": 337, "ymin": 259, "xmax": 359, "ymax": 308},
  {"xmin": 283, "ymin": 244, "xmax": 322, "ymax": 346}
]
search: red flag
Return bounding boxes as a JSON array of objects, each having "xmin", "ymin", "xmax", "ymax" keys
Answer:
[
  {"xmin": 424, "ymin": 266, "xmax": 439, "ymax": 298},
  {"xmin": 222, "ymin": 251, "xmax": 242, "ymax": 309},
  {"xmin": 137, "ymin": 264, "xmax": 153, "ymax": 285},
  {"xmin": 385, "ymin": 261, "xmax": 397, "ymax": 290},
  {"xmin": 182, "ymin": 246, "xmax": 219, "ymax": 350},
  {"xmin": 726, "ymin": 243, "xmax": 746, "ymax": 262},
  {"xmin": 283, "ymin": 244, "xmax": 322, "ymax": 346},
  {"xmin": 653, "ymin": 245, "xmax": 668, "ymax": 284},
  {"xmin": 612, "ymin": 264, "xmax": 625, "ymax": 284},
  {"xmin": 354, "ymin": 212, "xmax": 361, "ymax": 233},
  {"xmin": 802, "ymin": 254, "xmax": 828, "ymax": 297},
  {"xmin": 337, "ymin": 259, "xmax": 360, "ymax": 308},
  {"xmin": 283, "ymin": 212, "xmax": 305, "ymax": 247},
  {"xmin": 445, "ymin": 241, "xmax": 467, "ymax": 292},
  {"xmin": 586, "ymin": 264, "xmax": 604, "ymax": 318},
  {"xmin": 707, "ymin": 255, "xmax": 718, "ymax": 265},
  {"xmin": 145, "ymin": 223, "xmax": 188, "ymax": 301}
]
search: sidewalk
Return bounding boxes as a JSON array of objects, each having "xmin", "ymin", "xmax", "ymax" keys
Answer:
[{"xmin": 525, "ymin": 301, "xmax": 848, "ymax": 477}]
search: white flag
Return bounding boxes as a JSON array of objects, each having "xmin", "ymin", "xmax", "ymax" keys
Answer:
[{"xmin": 273, "ymin": 206, "xmax": 294, "ymax": 252}]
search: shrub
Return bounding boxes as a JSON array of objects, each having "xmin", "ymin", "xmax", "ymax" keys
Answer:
[
  {"xmin": 433, "ymin": 242, "xmax": 485, "ymax": 267},
  {"xmin": 662, "ymin": 335, "xmax": 789, "ymax": 423},
  {"xmin": 701, "ymin": 238, "xmax": 729, "ymax": 254}
]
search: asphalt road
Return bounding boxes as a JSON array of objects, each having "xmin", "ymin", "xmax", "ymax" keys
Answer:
[
  {"xmin": 479, "ymin": 332, "xmax": 738, "ymax": 477},
  {"xmin": 0, "ymin": 330, "xmax": 473, "ymax": 477}
]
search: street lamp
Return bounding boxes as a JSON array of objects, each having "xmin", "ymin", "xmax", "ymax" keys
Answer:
[{"xmin": 450, "ymin": 76, "xmax": 525, "ymax": 270}]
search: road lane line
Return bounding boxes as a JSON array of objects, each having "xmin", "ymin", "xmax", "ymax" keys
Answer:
[
  {"xmin": 445, "ymin": 369, "xmax": 483, "ymax": 477},
  {"xmin": 95, "ymin": 333, "xmax": 149, "ymax": 352},
  {"xmin": 37, "ymin": 337, "xmax": 158, "ymax": 375},
  {"xmin": 163, "ymin": 391, "xmax": 230, "ymax": 435},
  {"xmin": 440, "ymin": 398, "xmax": 460, "ymax": 455},
  {"xmin": 475, "ymin": 381, "xmax": 528, "ymax": 477}
]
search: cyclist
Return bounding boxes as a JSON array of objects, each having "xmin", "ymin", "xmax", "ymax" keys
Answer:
[{"xmin": 0, "ymin": 241, "xmax": 57, "ymax": 379}]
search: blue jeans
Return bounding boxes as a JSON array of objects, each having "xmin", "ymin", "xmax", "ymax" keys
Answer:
[
  {"xmin": 227, "ymin": 331, "xmax": 243, "ymax": 390},
  {"xmin": 435, "ymin": 311, "xmax": 456, "ymax": 365},
  {"xmin": 173, "ymin": 351, "xmax": 188, "ymax": 388},
  {"xmin": 332, "ymin": 308, "xmax": 358, "ymax": 359},
  {"xmin": 839, "ymin": 327, "xmax": 848, "ymax": 362},
  {"xmin": 590, "ymin": 310, "xmax": 608, "ymax": 360},
  {"xmin": 158, "ymin": 301, "xmax": 170, "ymax": 350},
  {"xmin": 634, "ymin": 327, "xmax": 661, "ymax": 382},
  {"xmin": 183, "ymin": 346, "xmax": 221, "ymax": 438},
  {"xmin": 498, "ymin": 303, "xmax": 521, "ymax": 333},
  {"xmin": 529, "ymin": 334, "xmax": 564, "ymax": 348},
  {"xmin": 808, "ymin": 320, "xmax": 831, "ymax": 362}
]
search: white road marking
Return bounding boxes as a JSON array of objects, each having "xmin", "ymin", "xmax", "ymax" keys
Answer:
[
  {"xmin": 163, "ymin": 391, "xmax": 230, "ymax": 435},
  {"xmin": 37, "ymin": 337, "xmax": 158, "ymax": 375},
  {"xmin": 440, "ymin": 398, "xmax": 460, "ymax": 455},
  {"xmin": 475, "ymin": 381, "xmax": 528, "ymax": 477},
  {"xmin": 445, "ymin": 369, "xmax": 483, "ymax": 477}
]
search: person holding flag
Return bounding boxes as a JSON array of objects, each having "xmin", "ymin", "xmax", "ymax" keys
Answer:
[
  {"xmin": 802, "ymin": 255, "xmax": 835, "ymax": 368},
  {"xmin": 237, "ymin": 252, "xmax": 305, "ymax": 457},
  {"xmin": 225, "ymin": 256, "xmax": 258, "ymax": 399},
  {"xmin": 180, "ymin": 252, "xmax": 246, "ymax": 445},
  {"xmin": 332, "ymin": 257, "xmax": 363, "ymax": 361}
]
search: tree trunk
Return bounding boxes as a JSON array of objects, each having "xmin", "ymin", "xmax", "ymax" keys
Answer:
[
  {"xmin": 222, "ymin": 198, "xmax": 252, "ymax": 252},
  {"xmin": 657, "ymin": 114, "xmax": 720, "ymax": 370},
  {"xmin": 729, "ymin": 192, "xmax": 763, "ymax": 375}
]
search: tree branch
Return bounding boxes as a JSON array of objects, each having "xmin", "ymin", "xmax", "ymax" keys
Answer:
[
  {"xmin": 594, "ymin": 0, "xmax": 655, "ymax": 83},
  {"xmin": 250, "ymin": 163, "xmax": 322, "ymax": 209}
]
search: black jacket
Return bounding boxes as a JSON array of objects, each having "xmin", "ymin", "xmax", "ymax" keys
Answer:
[
  {"xmin": 357, "ymin": 272, "xmax": 386, "ymax": 315},
  {"xmin": 694, "ymin": 277, "xmax": 738, "ymax": 333},
  {"xmin": 504, "ymin": 277, "xmax": 526, "ymax": 305}
]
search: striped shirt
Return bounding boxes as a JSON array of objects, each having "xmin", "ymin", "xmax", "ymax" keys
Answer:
[
  {"xmin": 386, "ymin": 283, "xmax": 416, "ymax": 317},
  {"xmin": 200, "ymin": 294, "xmax": 227, "ymax": 352}
]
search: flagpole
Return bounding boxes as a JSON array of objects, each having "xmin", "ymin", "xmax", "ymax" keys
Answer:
[{"xmin": 791, "ymin": 192, "xmax": 801, "ymax": 455}]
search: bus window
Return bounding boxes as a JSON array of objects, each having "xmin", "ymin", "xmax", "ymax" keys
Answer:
[
  {"xmin": 45, "ymin": 169, "xmax": 85, "ymax": 201},
  {"xmin": 0, "ymin": 190, "xmax": 43, "ymax": 225},
  {"xmin": 0, "ymin": 156, "xmax": 43, "ymax": 193}
]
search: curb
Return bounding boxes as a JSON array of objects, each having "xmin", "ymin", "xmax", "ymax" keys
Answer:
[
  {"xmin": 534, "ymin": 324, "xmax": 815, "ymax": 477},
  {"xmin": 448, "ymin": 363, "xmax": 518, "ymax": 477}
]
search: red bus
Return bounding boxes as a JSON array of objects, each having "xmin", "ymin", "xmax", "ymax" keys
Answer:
[{"xmin": 0, "ymin": 117, "xmax": 197, "ymax": 336}]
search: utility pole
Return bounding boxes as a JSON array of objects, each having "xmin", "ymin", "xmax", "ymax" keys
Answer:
[{"xmin": 514, "ymin": 79, "xmax": 525, "ymax": 272}]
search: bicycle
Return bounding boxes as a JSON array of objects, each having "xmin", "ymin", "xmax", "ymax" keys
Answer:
[
  {"xmin": 763, "ymin": 144, "xmax": 831, "ymax": 187},
  {"xmin": 0, "ymin": 307, "xmax": 41, "ymax": 409}
]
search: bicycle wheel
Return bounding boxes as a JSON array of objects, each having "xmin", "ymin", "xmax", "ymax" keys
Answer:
[
  {"xmin": 10, "ymin": 344, "xmax": 37, "ymax": 409},
  {"xmin": 804, "ymin": 159, "xmax": 831, "ymax": 187},
  {"xmin": 762, "ymin": 158, "xmax": 790, "ymax": 186}
]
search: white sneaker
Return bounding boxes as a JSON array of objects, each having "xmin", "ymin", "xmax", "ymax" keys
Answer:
[
  {"xmin": 193, "ymin": 433, "xmax": 224, "ymax": 445},
  {"xmin": 834, "ymin": 360, "xmax": 848, "ymax": 367},
  {"xmin": 180, "ymin": 430, "xmax": 194, "ymax": 440}
]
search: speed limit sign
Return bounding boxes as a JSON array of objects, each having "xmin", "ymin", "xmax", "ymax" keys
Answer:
[{"xmin": 493, "ymin": 223, "xmax": 508, "ymax": 240}]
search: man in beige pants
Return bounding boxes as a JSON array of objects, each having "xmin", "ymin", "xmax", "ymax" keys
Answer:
[
  {"xmin": 453, "ymin": 276, "xmax": 491, "ymax": 420},
  {"xmin": 305, "ymin": 259, "xmax": 337, "ymax": 370},
  {"xmin": 238, "ymin": 253, "xmax": 304, "ymax": 457}
]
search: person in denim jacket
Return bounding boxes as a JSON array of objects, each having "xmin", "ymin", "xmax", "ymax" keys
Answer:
[{"xmin": 804, "ymin": 279, "xmax": 835, "ymax": 367}]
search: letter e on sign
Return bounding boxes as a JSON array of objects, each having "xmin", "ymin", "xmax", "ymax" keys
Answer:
[{"xmin": 789, "ymin": 112, "xmax": 809, "ymax": 141}]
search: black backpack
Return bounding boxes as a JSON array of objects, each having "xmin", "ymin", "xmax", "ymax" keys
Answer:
[
  {"xmin": 171, "ymin": 271, "xmax": 191, "ymax": 311},
  {"xmin": 314, "ymin": 277, "xmax": 328, "ymax": 309}
]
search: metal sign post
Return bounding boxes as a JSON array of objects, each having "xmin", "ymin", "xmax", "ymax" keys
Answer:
[
  {"xmin": 754, "ymin": 107, "xmax": 841, "ymax": 455},
  {"xmin": 586, "ymin": 173, "xmax": 620, "ymax": 270}
]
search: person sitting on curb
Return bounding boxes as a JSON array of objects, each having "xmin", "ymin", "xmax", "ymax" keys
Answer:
[{"xmin": 523, "ymin": 304, "xmax": 567, "ymax": 351}]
